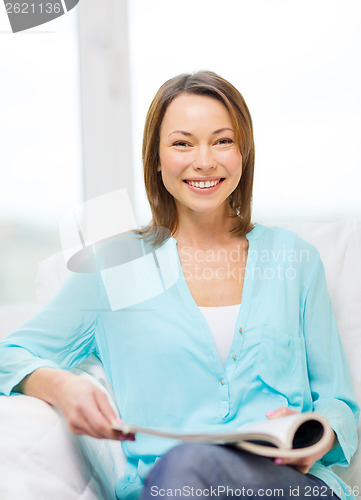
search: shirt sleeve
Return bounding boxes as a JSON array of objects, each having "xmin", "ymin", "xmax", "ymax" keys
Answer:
[
  {"xmin": 303, "ymin": 254, "xmax": 359, "ymax": 466},
  {"xmin": 0, "ymin": 271, "xmax": 102, "ymax": 396}
]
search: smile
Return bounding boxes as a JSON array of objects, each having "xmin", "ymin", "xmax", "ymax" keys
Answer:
[{"xmin": 184, "ymin": 178, "xmax": 223, "ymax": 189}]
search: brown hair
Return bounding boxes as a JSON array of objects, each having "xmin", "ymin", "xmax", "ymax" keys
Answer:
[{"xmin": 141, "ymin": 71, "xmax": 255, "ymax": 245}]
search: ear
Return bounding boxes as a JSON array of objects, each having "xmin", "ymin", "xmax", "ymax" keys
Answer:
[{"xmin": 157, "ymin": 164, "xmax": 161, "ymax": 172}]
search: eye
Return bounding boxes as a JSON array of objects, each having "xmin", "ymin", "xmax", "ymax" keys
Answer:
[
  {"xmin": 173, "ymin": 141, "xmax": 191, "ymax": 147},
  {"xmin": 216, "ymin": 138, "xmax": 233, "ymax": 145}
]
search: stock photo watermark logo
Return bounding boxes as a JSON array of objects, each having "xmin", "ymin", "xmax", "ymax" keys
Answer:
[{"xmin": 4, "ymin": 0, "xmax": 79, "ymax": 33}]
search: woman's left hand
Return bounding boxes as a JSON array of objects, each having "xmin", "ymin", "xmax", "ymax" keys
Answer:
[{"xmin": 266, "ymin": 407, "xmax": 336, "ymax": 474}]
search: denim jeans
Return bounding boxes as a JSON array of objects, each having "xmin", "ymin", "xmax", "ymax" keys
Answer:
[{"xmin": 140, "ymin": 443, "xmax": 340, "ymax": 499}]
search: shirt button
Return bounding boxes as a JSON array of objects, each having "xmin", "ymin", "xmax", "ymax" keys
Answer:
[
  {"xmin": 220, "ymin": 379, "xmax": 225, "ymax": 385},
  {"xmin": 233, "ymin": 355, "xmax": 237, "ymax": 360},
  {"xmin": 239, "ymin": 327, "xmax": 243, "ymax": 333}
]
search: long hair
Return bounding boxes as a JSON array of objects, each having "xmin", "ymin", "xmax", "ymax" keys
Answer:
[{"xmin": 141, "ymin": 71, "xmax": 255, "ymax": 245}]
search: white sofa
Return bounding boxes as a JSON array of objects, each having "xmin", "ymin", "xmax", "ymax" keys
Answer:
[{"xmin": 0, "ymin": 221, "xmax": 361, "ymax": 499}]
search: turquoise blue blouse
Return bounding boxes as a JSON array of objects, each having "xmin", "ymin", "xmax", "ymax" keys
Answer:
[{"xmin": 0, "ymin": 223, "xmax": 358, "ymax": 500}]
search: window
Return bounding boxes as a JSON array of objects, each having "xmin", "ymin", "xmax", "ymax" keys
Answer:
[{"xmin": 0, "ymin": 10, "xmax": 82, "ymax": 303}]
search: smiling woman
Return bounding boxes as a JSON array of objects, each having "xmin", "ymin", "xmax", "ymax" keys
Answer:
[
  {"xmin": 0, "ymin": 71, "xmax": 358, "ymax": 500},
  {"xmin": 141, "ymin": 72, "xmax": 255, "ymax": 246}
]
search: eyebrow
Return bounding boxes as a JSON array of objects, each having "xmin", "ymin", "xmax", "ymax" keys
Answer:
[{"xmin": 168, "ymin": 127, "xmax": 234, "ymax": 137}]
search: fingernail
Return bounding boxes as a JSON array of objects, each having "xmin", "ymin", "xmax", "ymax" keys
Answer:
[
  {"xmin": 266, "ymin": 411, "xmax": 276, "ymax": 417},
  {"xmin": 118, "ymin": 434, "xmax": 135, "ymax": 441},
  {"xmin": 274, "ymin": 458, "xmax": 282, "ymax": 465}
]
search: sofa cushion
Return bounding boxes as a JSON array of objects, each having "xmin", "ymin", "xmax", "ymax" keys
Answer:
[{"xmin": 0, "ymin": 394, "xmax": 126, "ymax": 500}]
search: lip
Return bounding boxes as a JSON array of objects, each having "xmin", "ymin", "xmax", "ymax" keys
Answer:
[
  {"xmin": 183, "ymin": 177, "xmax": 224, "ymax": 194},
  {"xmin": 184, "ymin": 176, "xmax": 222, "ymax": 182}
]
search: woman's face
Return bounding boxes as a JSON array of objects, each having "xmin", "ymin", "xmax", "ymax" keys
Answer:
[{"xmin": 158, "ymin": 93, "xmax": 243, "ymax": 218}]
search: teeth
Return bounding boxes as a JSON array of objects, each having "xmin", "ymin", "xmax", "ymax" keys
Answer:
[{"xmin": 187, "ymin": 179, "xmax": 221, "ymax": 188}]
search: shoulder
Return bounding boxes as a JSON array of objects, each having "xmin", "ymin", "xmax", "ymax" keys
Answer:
[
  {"xmin": 250, "ymin": 223, "xmax": 322, "ymax": 288},
  {"xmin": 252, "ymin": 223, "xmax": 320, "ymax": 259}
]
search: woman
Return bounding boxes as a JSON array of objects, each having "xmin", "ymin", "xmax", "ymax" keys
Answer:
[{"xmin": 0, "ymin": 71, "xmax": 358, "ymax": 500}]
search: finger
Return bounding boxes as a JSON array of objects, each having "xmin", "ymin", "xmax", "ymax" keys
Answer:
[
  {"xmin": 278, "ymin": 457, "xmax": 312, "ymax": 474},
  {"xmin": 67, "ymin": 391, "xmax": 115, "ymax": 439},
  {"xmin": 68, "ymin": 419, "xmax": 105, "ymax": 439},
  {"xmin": 91, "ymin": 392, "xmax": 135, "ymax": 440},
  {"xmin": 290, "ymin": 463, "xmax": 311, "ymax": 474},
  {"xmin": 297, "ymin": 466, "xmax": 311, "ymax": 474},
  {"xmin": 88, "ymin": 389, "xmax": 120, "ymax": 438},
  {"xmin": 266, "ymin": 407, "xmax": 295, "ymax": 419},
  {"xmin": 82, "ymin": 404, "xmax": 117, "ymax": 439},
  {"xmin": 94, "ymin": 389, "xmax": 118, "ymax": 424},
  {"xmin": 108, "ymin": 415, "xmax": 136, "ymax": 441},
  {"xmin": 111, "ymin": 429, "xmax": 136, "ymax": 441},
  {"xmin": 65, "ymin": 403, "xmax": 103, "ymax": 438}
]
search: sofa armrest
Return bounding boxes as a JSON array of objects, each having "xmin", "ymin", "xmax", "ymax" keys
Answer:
[{"xmin": 0, "ymin": 393, "xmax": 126, "ymax": 500}]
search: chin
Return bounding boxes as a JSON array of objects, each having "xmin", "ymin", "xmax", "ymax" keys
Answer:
[{"xmin": 188, "ymin": 201, "xmax": 229, "ymax": 214}]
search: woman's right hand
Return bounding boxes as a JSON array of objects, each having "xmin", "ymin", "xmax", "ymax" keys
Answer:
[{"xmin": 21, "ymin": 367, "xmax": 135, "ymax": 441}]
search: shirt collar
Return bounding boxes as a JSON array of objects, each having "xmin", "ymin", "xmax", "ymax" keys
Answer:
[{"xmin": 246, "ymin": 222, "xmax": 267, "ymax": 241}]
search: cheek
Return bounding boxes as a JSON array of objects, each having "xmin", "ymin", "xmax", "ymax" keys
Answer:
[
  {"xmin": 225, "ymin": 151, "xmax": 243, "ymax": 177},
  {"xmin": 159, "ymin": 150, "xmax": 188, "ymax": 175}
]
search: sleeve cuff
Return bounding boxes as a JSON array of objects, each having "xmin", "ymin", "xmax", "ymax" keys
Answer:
[
  {"xmin": 4, "ymin": 360, "xmax": 60, "ymax": 396},
  {"xmin": 314, "ymin": 398, "xmax": 359, "ymax": 466}
]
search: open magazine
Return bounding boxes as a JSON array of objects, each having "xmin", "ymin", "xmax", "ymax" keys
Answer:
[{"xmin": 112, "ymin": 412, "xmax": 333, "ymax": 459}]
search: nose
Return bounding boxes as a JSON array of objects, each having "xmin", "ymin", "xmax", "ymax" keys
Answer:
[{"xmin": 192, "ymin": 145, "xmax": 216, "ymax": 172}]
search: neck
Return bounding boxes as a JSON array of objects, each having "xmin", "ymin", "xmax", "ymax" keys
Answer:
[{"xmin": 173, "ymin": 205, "xmax": 239, "ymax": 248}]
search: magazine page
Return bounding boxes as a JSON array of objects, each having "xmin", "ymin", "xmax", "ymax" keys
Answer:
[{"xmin": 111, "ymin": 412, "xmax": 331, "ymax": 458}]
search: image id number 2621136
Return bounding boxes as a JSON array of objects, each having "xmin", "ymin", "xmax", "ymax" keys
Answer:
[{"xmin": 5, "ymin": 2, "xmax": 62, "ymax": 14}]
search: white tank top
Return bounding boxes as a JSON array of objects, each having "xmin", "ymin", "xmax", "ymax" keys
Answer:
[{"xmin": 199, "ymin": 304, "xmax": 241, "ymax": 367}]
